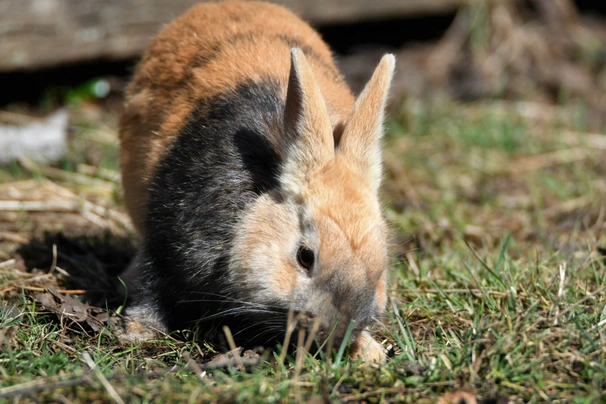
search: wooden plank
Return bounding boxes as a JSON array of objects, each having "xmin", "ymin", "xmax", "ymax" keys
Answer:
[{"xmin": 0, "ymin": 0, "xmax": 466, "ymax": 72}]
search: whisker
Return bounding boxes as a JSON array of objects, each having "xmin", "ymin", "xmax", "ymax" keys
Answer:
[
  {"xmin": 246, "ymin": 326, "xmax": 284, "ymax": 343},
  {"xmin": 178, "ymin": 292, "xmax": 287, "ymax": 311},
  {"xmin": 193, "ymin": 307, "xmax": 281, "ymax": 322}
]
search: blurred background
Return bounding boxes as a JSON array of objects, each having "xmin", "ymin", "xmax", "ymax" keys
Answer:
[
  {"xmin": 0, "ymin": 0, "xmax": 605, "ymax": 298},
  {"xmin": 1, "ymin": 0, "xmax": 605, "ymax": 109}
]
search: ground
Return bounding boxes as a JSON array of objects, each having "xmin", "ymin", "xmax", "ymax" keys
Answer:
[{"xmin": 1, "ymin": 1, "xmax": 606, "ymax": 403}]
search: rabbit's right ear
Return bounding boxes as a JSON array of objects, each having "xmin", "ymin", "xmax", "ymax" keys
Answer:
[
  {"xmin": 338, "ymin": 54, "xmax": 395, "ymax": 191},
  {"xmin": 280, "ymin": 48, "xmax": 334, "ymax": 197}
]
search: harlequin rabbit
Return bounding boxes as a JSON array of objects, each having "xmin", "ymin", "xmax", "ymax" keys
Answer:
[{"xmin": 118, "ymin": 1, "xmax": 394, "ymax": 362}]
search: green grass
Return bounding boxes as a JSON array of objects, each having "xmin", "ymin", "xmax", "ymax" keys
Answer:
[{"xmin": 1, "ymin": 96, "xmax": 605, "ymax": 403}]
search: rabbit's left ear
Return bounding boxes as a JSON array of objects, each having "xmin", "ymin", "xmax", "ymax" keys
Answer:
[
  {"xmin": 280, "ymin": 48, "xmax": 334, "ymax": 196},
  {"xmin": 338, "ymin": 54, "xmax": 395, "ymax": 191}
]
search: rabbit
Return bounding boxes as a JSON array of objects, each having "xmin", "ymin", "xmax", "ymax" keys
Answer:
[{"xmin": 118, "ymin": 1, "xmax": 395, "ymax": 362}]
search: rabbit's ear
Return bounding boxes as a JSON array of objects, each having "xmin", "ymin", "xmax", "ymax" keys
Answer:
[
  {"xmin": 281, "ymin": 48, "xmax": 334, "ymax": 196},
  {"xmin": 338, "ymin": 54, "xmax": 395, "ymax": 191}
]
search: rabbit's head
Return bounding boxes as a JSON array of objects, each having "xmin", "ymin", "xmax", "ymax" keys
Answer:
[{"xmin": 230, "ymin": 49, "xmax": 395, "ymax": 342}]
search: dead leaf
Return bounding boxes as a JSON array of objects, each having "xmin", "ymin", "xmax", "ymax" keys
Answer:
[
  {"xmin": 34, "ymin": 292, "xmax": 57, "ymax": 309},
  {"xmin": 33, "ymin": 288, "xmax": 109, "ymax": 334}
]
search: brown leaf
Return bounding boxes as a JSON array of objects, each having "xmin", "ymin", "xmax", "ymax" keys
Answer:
[
  {"xmin": 33, "ymin": 288, "xmax": 109, "ymax": 333},
  {"xmin": 86, "ymin": 315, "xmax": 105, "ymax": 332},
  {"xmin": 34, "ymin": 291, "xmax": 59, "ymax": 310},
  {"xmin": 60, "ymin": 295, "xmax": 89, "ymax": 322},
  {"xmin": 95, "ymin": 312, "xmax": 109, "ymax": 323}
]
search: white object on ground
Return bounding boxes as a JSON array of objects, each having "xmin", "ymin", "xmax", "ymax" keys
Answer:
[{"xmin": 0, "ymin": 109, "xmax": 69, "ymax": 164}]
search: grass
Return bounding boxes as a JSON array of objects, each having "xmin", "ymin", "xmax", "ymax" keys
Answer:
[{"xmin": 0, "ymin": 94, "xmax": 605, "ymax": 403}]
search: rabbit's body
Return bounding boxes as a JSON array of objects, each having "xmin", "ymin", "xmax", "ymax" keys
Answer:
[
  {"xmin": 119, "ymin": 1, "xmax": 394, "ymax": 362},
  {"xmin": 120, "ymin": 1, "xmax": 353, "ymax": 231}
]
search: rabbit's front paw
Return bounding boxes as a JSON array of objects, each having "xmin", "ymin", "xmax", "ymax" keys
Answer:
[{"xmin": 350, "ymin": 330, "xmax": 386, "ymax": 363}]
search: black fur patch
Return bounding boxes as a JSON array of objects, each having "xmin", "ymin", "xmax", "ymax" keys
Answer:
[
  {"xmin": 190, "ymin": 45, "xmax": 221, "ymax": 69},
  {"xmin": 132, "ymin": 79, "xmax": 285, "ymax": 343}
]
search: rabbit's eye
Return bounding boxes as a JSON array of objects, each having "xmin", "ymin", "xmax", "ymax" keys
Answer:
[{"xmin": 297, "ymin": 246, "xmax": 314, "ymax": 271}]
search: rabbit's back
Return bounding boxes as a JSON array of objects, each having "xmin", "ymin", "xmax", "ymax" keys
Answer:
[{"xmin": 119, "ymin": 1, "xmax": 354, "ymax": 233}]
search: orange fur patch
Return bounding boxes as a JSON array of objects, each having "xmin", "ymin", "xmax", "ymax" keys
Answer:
[
  {"xmin": 307, "ymin": 158, "xmax": 388, "ymax": 295},
  {"xmin": 119, "ymin": 1, "xmax": 354, "ymax": 233}
]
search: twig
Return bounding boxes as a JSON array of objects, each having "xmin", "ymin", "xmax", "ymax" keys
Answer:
[
  {"xmin": 49, "ymin": 244, "xmax": 58, "ymax": 275},
  {"xmin": 0, "ymin": 110, "xmax": 45, "ymax": 125},
  {"xmin": 544, "ymin": 197, "xmax": 593, "ymax": 219},
  {"xmin": 553, "ymin": 262, "xmax": 567, "ymax": 326},
  {"xmin": 330, "ymin": 362, "xmax": 351, "ymax": 396},
  {"xmin": 52, "ymin": 339, "xmax": 78, "ymax": 354},
  {"xmin": 76, "ymin": 164, "xmax": 121, "ymax": 183},
  {"xmin": 182, "ymin": 351, "xmax": 207, "ymax": 382},
  {"xmin": 44, "ymin": 180, "xmax": 132, "ymax": 230},
  {"xmin": 303, "ymin": 308, "xmax": 324, "ymax": 354},
  {"xmin": 80, "ymin": 208, "xmax": 109, "ymax": 228},
  {"xmin": 557, "ymin": 262, "xmax": 567, "ymax": 299},
  {"xmin": 507, "ymin": 148, "xmax": 587, "ymax": 175},
  {"xmin": 0, "ymin": 200, "xmax": 79, "ymax": 212},
  {"xmin": 279, "ymin": 303, "xmax": 297, "ymax": 367},
  {"xmin": 0, "ymin": 259, "xmax": 16, "ymax": 269},
  {"xmin": 561, "ymin": 130, "xmax": 606, "ymax": 150},
  {"xmin": 294, "ymin": 328, "xmax": 306, "ymax": 403},
  {"xmin": 0, "ymin": 232, "xmax": 28, "ymax": 244},
  {"xmin": 405, "ymin": 252, "xmax": 420, "ymax": 277},
  {"xmin": 82, "ymin": 352, "xmax": 125, "ymax": 404},
  {"xmin": 75, "ymin": 127, "xmax": 119, "ymax": 146},
  {"xmin": 0, "ymin": 179, "xmax": 40, "ymax": 193},
  {"xmin": 23, "ymin": 286, "xmax": 86, "ymax": 294},
  {"xmin": 19, "ymin": 158, "xmax": 115, "ymax": 190}
]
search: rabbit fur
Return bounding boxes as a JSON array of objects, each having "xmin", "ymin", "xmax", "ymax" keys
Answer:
[{"xmin": 118, "ymin": 1, "xmax": 395, "ymax": 362}]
